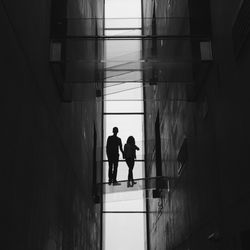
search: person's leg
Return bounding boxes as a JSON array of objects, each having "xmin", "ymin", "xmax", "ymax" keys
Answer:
[
  {"xmin": 130, "ymin": 160, "xmax": 136, "ymax": 185},
  {"xmin": 112, "ymin": 160, "xmax": 119, "ymax": 183},
  {"xmin": 108, "ymin": 160, "xmax": 113, "ymax": 185},
  {"xmin": 125, "ymin": 159, "xmax": 131, "ymax": 187},
  {"xmin": 126, "ymin": 158, "xmax": 134, "ymax": 187},
  {"xmin": 128, "ymin": 167, "xmax": 133, "ymax": 181}
]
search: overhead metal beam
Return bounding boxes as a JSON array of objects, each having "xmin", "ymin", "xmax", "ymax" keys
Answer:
[{"xmin": 66, "ymin": 35, "xmax": 210, "ymax": 40}]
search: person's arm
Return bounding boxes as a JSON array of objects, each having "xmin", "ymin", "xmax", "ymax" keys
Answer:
[
  {"xmin": 123, "ymin": 143, "xmax": 127, "ymax": 159},
  {"xmin": 134, "ymin": 144, "xmax": 139, "ymax": 159},
  {"xmin": 106, "ymin": 137, "xmax": 110, "ymax": 157},
  {"xmin": 128, "ymin": 143, "xmax": 139, "ymax": 159},
  {"xmin": 119, "ymin": 138, "xmax": 124, "ymax": 154}
]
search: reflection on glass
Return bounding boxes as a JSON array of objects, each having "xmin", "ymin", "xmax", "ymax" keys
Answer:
[
  {"xmin": 104, "ymin": 82, "xmax": 143, "ymax": 100},
  {"xmin": 105, "ymin": 71, "xmax": 142, "ymax": 82},
  {"xmin": 105, "ymin": 40, "xmax": 141, "ymax": 61}
]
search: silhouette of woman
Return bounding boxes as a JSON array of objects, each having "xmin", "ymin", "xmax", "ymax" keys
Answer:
[{"xmin": 124, "ymin": 136, "xmax": 140, "ymax": 187}]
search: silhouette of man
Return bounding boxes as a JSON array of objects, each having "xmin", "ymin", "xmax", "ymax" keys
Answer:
[{"xmin": 106, "ymin": 127, "xmax": 124, "ymax": 185}]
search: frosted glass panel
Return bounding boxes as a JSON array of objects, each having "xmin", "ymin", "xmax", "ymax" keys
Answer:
[
  {"xmin": 104, "ymin": 213, "xmax": 146, "ymax": 250},
  {"xmin": 105, "ymin": 29, "xmax": 142, "ymax": 36},
  {"xmin": 104, "ymin": 189, "xmax": 145, "ymax": 211},
  {"xmin": 104, "ymin": 101, "xmax": 143, "ymax": 112},
  {"xmin": 105, "ymin": 0, "xmax": 141, "ymax": 19}
]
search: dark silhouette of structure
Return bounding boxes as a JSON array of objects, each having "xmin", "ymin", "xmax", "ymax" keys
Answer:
[
  {"xmin": 2, "ymin": 0, "xmax": 250, "ymax": 249},
  {"xmin": 106, "ymin": 127, "xmax": 124, "ymax": 185}
]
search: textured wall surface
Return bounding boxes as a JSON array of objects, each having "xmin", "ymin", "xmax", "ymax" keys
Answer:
[
  {"xmin": 144, "ymin": 0, "xmax": 250, "ymax": 250},
  {"xmin": 0, "ymin": 0, "xmax": 102, "ymax": 250}
]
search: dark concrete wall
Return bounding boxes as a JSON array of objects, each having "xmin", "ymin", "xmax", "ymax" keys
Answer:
[
  {"xmin": 144, "ymin": 0, "xmax": 250, "ymax": 250},
  {"xmin": 208, "ymin": 0, "xmax": 250, "ymax": 249},
  {"xmin": 0, "ymin": 1, "xmax": 102, "ymax": 250}
]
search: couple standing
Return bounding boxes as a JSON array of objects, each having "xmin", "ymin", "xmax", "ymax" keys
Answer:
[{"xmin": 106, "ymin": 127, "xmax": 139, "ymax": 187}]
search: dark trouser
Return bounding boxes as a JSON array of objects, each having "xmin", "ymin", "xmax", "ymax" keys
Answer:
[
  {"xmin": 108, "ymin": 158, "xmax": 119, "ymax": 182},
  {"xmin": 126, "ymin": 158, "xmax": 135, "ymax": 181}
]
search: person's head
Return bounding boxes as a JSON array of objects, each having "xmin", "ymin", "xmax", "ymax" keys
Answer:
[
  {"xmin": 112, "ymin": 127, "xmax": 119, "ymax": 135},
  {"xmin": 127, "ymin": 136, "xmax": 135, "ymax": 145}
]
